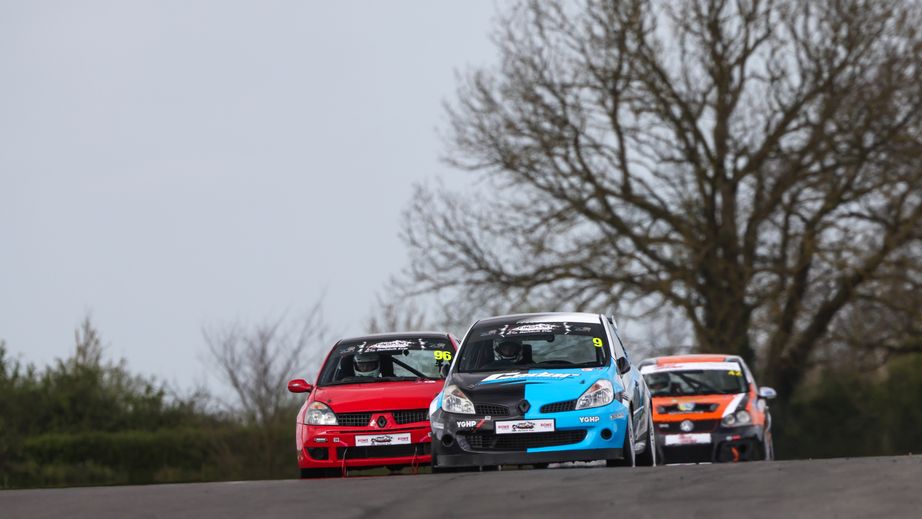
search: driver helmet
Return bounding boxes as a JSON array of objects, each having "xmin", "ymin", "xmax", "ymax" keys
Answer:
[
  {"xmin": 494, "ymin": 340, "xmax": 522, "ymax": 361},
  {"xmin": 353, "ymin": 352, "xmax": 381, "ymax": 377}
]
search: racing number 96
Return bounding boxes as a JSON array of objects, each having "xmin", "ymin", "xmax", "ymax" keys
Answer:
[
  {"xmin": 592, "ymin": 337, "xmax": 604, "ymax": 348},
  {"xmin": 434, "ymin": 350, "xmax": 452, "ymax": 361}
]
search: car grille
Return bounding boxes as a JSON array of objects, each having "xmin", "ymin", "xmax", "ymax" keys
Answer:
[
  {"xmin": 337, "ymin": 443, "xmax": 430, "ymax": 460},
  {"xmin": 659, "ymin": 403, "xmax": 719, "ymax": 414},
  {"xmin": 540, "ymin": 400, "xmax": 577, "ymax": 413},
  {"xmin": 335, "ymin": 413, "xmax": 372, "ymax": 427},
  {"xmin": 393, "ymin": 409, "xmax": 428, "ymax": 425},
  {"xmin": 474, "ymin": 404, "xmax": 509, "ymax": 416},
  {"xmin": 459, "ymin": 430, "xmax": 587, "ymax": 451},
  {"xmin": 657, "ymin": 419, "xmax": 720, "ymax": 433}
]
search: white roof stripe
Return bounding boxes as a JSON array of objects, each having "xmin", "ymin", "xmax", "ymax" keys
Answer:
[{"xmin": 640, "ymin": 362, "xmax": 741, "ymax": 374}]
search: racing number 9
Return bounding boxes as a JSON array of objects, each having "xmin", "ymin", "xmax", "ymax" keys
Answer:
[
  {"xmin": 434, "ymin": 350, "xmax": 452, "ymax": 361},
  {"xmin": 592, "ymin": 337, "xmax": 604, "ymax": 348}
]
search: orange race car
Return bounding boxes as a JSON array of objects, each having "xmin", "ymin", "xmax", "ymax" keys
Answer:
[{"xmin": 638, "ymin": 355, "xmax": 776, "ymax": 464}]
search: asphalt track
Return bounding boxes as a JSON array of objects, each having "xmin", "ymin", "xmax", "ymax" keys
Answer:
[{"xmin": 2, "ymin": 456, "xmax": 920, "ymax": 519}]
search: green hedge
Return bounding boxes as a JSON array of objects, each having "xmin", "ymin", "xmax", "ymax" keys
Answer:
[
  {"xmin": 774, "ymin": 354, "xmax": 922, "ymax": 459},
  {"xmin": 4, "ymin": 423, "xmax": 297, "ymax": 488}
]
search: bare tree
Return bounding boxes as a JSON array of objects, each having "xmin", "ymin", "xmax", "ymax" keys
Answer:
[
  {"xmin": 365, "ymin": 295, "xmax": 430, "ymax": 334},
  {"xmin": 203, "ymin": 299, "xmax": 328, "ymax": 426},
  {"xmin": 401, "ymin": 0, "xmax": 922, "ymax": 398}
]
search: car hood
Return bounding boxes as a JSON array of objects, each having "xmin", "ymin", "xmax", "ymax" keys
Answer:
[
  {"xmin": 447, "ymin": 367, "xmax": 619, "ymax": 410},
  {"xmin": 651, "ymin": 392, "xmax": 747, "ymax": 421},
  {"xmin": 312, "ymin": 380, "xmax": 445, "ymax": 413}
]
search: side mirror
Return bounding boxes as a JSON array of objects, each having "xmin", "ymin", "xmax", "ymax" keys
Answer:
[
  {"xmin": 287, "ymin": 379, "xmax": 314, "ymax": 394},
  {"xmin": 439, "ymin": 364, "xmax": 451, "ymax": 378},
  {"xmin": 758, "ymin": 386, "xmax": 777, "ymax": 399},
  {"xmin": 616, "ymin": 357, "xmax": 631, "ymax": 375}
]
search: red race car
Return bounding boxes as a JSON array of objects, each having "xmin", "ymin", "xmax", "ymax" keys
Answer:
[{"xmin": 287, "ymin": 332, "xmax": 458, "ymax": 478}]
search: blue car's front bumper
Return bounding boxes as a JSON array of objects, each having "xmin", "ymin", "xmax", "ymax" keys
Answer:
[{"xmin": 430, "ymin": 400, "xmax": 630, "ymax": 468}]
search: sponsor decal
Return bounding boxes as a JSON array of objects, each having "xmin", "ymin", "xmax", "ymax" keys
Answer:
[
  {"xmin": 578, "ymin": 416, "xmax": 600, "ymax": 423},
  {"xmin": 355, "ymin": 433, "xmax": 411, "ymax": 446},
  {"xmin": 664, "ymin": 433, "xmax": 711, "ymax": 446},
  {"xmin": 456, "ymin": 420, "xmax": 478, "ymax": 428},
  {"xmin": 507, "ymin": 323, "xmax": 557, "ymax": 334},
  {"xmin": 362, "ymin": 340, "xmax": 413, "ymax": 352},
  {"xmin": 481, "ymin": 371, "xmax": 580, "ymax": 383},
  {"xmin": 678, "ymin": 402, "xmax": 695, "ymax": 412},
  {"xmin": 432, "ymin": 421, "xmax": 444, "ymax": 430},
  {"xmin": 496, "ymin": 419, "xmax": 555, "ymax": 434},
  {"xmin": 610, "ymin": 412, "xmax": 625, "ymax": 419}
]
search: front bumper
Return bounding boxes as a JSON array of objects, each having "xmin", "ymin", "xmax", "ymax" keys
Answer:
[
  {"xmin": 298, "ymin": 424, "xmax": 432, "ymax": 469},
  {"xmin": 655, "ymin": 423, "xmax": 766, "ymax": 463},
  {"xmin": 430, "ymin": 401, "xmax": 629, "ymax": 468}
]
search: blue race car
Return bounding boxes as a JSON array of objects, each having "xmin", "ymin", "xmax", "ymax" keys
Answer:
[{"xmin": 429, "ymin": 312, "xmax": 657, "ymax": 470}]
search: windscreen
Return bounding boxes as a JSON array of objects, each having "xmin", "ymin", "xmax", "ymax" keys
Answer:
[
  {"xmin": 642, "ymin": 364, "xmax": 747, "ymax": 396},
  {"xmin": 456, "ymin": 321, "xmax": 609, "ymax": 373},
  {"xmin": 317, "ymin": 337, "xmax": 454, "ymax": 386}
]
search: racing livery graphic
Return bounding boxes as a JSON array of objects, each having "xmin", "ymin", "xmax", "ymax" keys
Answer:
[
  {"xmin": 429, "ymin": 313, "xmax": 657, "ymax": 470},
  {"xmin": 287, "ymin": 332, "xmax": 458, "ymax": 478},
  {"xmin": 638, "ymin": 355, "xmax": 777, "ymax": 464}
]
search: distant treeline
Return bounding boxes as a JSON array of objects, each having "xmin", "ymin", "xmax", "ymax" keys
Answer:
[{"xmin": 2, "ymin": 321, "xmax": 921, "ymax": 489}]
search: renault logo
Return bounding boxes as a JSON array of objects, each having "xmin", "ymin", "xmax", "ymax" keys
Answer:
[
  {"xmin": 518, "ymin": 400, "xmax": 531, "ymax": 414},
  {"xmin": 377, "ymin": 416, "xmax": 388, "ymax": 428}
]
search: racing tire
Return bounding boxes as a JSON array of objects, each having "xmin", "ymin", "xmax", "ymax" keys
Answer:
[
  {"xmin": 607, "ymin": 413, "xmax": 636, "ymax": 467},
  {"xmin": 635, "ymin": 403, "xmax": 657, "ymax": 467},
  {"xmin": 300, "ymin": 468, "xmax": 337, "ymax": 479}
]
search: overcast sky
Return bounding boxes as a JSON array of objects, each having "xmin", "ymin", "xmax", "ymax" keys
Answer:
[{"xmin": 0, "ymin": 1, "xmax": 497, "ymax": 388}]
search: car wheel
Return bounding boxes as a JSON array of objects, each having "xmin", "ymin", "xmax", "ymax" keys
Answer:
[
  {"xmin": 607, "ymin": 413, "xmax": 636, "ymax": 467},
  {"xmin": 300, "ymin": 468, "xmax": 335, "ymax": 479},
  {"xmin": 635, "ymin": 402, "xmax": 657, "ymax": 466}
]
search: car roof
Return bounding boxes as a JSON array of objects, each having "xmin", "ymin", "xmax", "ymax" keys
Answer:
[
  {"xmin": 473, "ymin": 312, "xmax": 604, "ymax": 327},
  {"xmin": 642, "ymin": 354, "xmax": 745, "ymax": 366},
  {"xmin": 336, "ymin": 331, "xmax": 451, "ymax": 344}
]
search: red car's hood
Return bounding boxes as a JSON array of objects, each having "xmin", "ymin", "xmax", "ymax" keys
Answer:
[{"xmin": 311, "ymin": 380, "xmax": 445, "ymax": 413}]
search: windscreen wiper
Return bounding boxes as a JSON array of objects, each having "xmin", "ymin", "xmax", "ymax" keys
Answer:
[
  {"xmin": 391, "ymin": 357, "xmax": 438, "ymax": 380},
  {"xmin": 674, "ymin": 372, "xmax": 721, "ymax": 394}
]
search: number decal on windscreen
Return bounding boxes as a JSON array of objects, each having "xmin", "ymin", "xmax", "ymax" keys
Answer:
[
  {"xmin": 434, "ymin": 350, "xmax": 452, "ymax": 361},
  {"xmin": 592, "ymin": 337, "xmax": 604, "ymax": 348}
]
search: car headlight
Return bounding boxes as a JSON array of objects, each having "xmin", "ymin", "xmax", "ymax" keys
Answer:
[
  {"xmin": 428, "ymin": 396, "xmax": 439, "ymax": 417},
  {"xmin": 305, "ymin": 401, "xmax": 338, "ymax": 425},
  {"xmin": 721, "ymin": 409, "xmax": 752, "ymax": 427},
  {"xmin": 441, "ymin": 384, "xmax": 475, "ymax": 415},
  {"xmin": 575, "ymin": 379, "xmax": 616, "ymax": 410}
]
